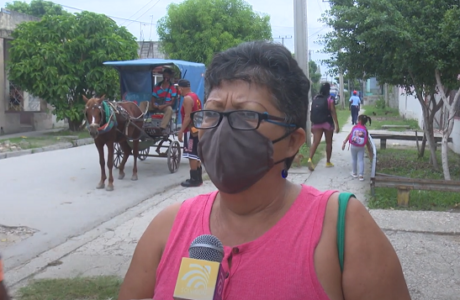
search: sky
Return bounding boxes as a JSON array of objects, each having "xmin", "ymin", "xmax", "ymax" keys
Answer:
[{"xmin": 0, "ymin": 0, "xmax": 334, "ymax": 76}]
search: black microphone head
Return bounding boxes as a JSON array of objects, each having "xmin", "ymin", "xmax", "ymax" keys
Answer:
[{"xmin": 189, "ymin": 234, "xmax": 224, "ymax": 263}]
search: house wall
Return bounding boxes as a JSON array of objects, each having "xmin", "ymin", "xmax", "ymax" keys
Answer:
[
  {"xmin": 0, "ymin": 9, "xmax": 66, "ymax": 134},
  {"xmin": 397, "ymin": 86, "xmax": 424, "ymax": 129},
  {"xmin": 451, "ymin": 119, "xmax": 460, "ymax": 154}
]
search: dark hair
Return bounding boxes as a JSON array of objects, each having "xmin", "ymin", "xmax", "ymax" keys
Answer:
[
  {"xmin": 205, "ymin": 41, "xmax": 311, "ymax": 131},
  {"xmin": 319, "ymin": 82, "xmax": 331, "ymax": 96},
  {"xmin": 163, "ymin": 68, "xmax": 173, "ymax": 75},
  {"xmin": 178, "ymin": 79, "xmax": 190, "ymax": 87},
  {"xmin": 358, "ymin": 114, "xmax": 372, "ymax": 126}
]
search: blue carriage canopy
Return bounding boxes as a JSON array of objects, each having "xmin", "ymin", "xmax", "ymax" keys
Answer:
[{"xmin": 103, "ymin": 58, "xmax": 206, "ymax": 110}]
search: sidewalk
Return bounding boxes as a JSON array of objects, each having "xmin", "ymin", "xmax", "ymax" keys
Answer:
[
  {"xmin": 4, "ymin": 118, "xmax": 460, "ymax": 299},
  {"xmin": 0, "ymin": 128, "xmax": 94, "ymax": 160}
]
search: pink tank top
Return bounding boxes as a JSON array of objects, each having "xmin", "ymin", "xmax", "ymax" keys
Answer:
[{"xmin": 153, "ymin": 185, "xmax": 337, "ymax": 300}]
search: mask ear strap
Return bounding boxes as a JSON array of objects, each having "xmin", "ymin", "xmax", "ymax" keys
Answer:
[
  {"xmin": 272, "ymin": 127, "xmax": 298, "ymax": 144},
  {"xmin": 272, "ymin": 126, "xmax": 300, "ymax": 179}
]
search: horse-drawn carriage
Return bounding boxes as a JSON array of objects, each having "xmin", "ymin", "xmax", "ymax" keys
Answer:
[{"xmin": 103, "ymin": 58, "xmax": 206, "ymax": 173}]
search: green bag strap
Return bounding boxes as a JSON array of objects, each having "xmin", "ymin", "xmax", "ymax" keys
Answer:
[{"xmin": 337, "ymin": 192, "xmax": 355, "ymax": 273}]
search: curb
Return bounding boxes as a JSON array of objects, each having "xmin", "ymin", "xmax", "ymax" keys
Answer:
[
  {"xmin": 4, "ymin": 180, "xmax": 207, "ymax": 289},
  {"xmin": 0, "ymin": 138, "xmax": 94, "ymax": 160}
]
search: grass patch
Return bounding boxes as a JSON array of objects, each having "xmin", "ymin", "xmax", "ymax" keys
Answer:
[
  {"xmin": 368, "ymin": 148, "xmax": 460, "ymax": 211},
  {"xmin": 44, "ymin": 130, "xmax": 91, "ymax": 139},
  {"xmin": 0, "ymin": 130, "xmax": 90, "ymax": 150},
  {"xmin": 17, "ymin": 276, "xmax": 122, "ymax": 300},
  {"xmin": 297, "ymin": 141, "xmax": 326, "ymax": 167},
  {"xmin": 335, "ymin": 107, "xmax": 351, "ymax": 130},
  {"xmin": 363, "ymin": 105, "xmax": 419, "ymax": 131}
]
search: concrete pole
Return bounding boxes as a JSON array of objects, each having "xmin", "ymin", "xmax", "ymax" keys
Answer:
[
  {"xmin": 294, "ymin": 0, "xmax": 311, "ymax": 146},
  {"xmin": 339, "ymin": 71, "xmax": 344, "ymax": 110}
]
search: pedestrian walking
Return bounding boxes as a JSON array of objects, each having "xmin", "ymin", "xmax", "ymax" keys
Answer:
[
  {"xmin": 342, "ymin": 114, "xmax": 373, "ymax": 181},
  {"xmin": 308, "ymin": 82, "xmax": 340, "ymax": 171},
  {"xmin": 349, "ymin": 90, "xmax": 361, "ymax": 125}
]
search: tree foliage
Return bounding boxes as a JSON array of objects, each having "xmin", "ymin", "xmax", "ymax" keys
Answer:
[
  {"xmin": 321, "ymin": 0, "xmax": 460, "ymax": 170},
  {"xmin": 309, "ymin": 61, "xmax": 321, "ymax": 96},
  {"xmin": 157, "ymin": 0, "xmax": 272, "ymax": 65},
  {"xmin": 5, "ymin": 0, "xmax": 69, "ymax": 17},
  {"xmin": 7, "ymin": 11, "xmax": 138, "ymax": 130}
]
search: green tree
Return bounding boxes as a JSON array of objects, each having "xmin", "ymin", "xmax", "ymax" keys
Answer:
[
  {"xmin": 7, "ymin": 11, "xmax": 138, "ymax": 131},
  {"xmin": 157, "ymin": 0, "xmax": 272, "ymax": 65},
  {"xmin": 321, "ymin": 0, "xmax": 460, "ymax": 171},
  {"xmin": 309, "ymin": 60, "xmax": 321, "ymax": 96},
  {"xmin": 5, "ymin": 0, "xmax": 69, "ymax": 17}
]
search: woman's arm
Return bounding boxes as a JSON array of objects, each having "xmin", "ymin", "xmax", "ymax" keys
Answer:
[
  {"xmin": 329, "ymin": 101, "xmax": 340, "ymax": 133},
  {"xmin": 117, "ymin": 203, "xmax": 182, "ymax": 300},
  {"xmin": 342, "ymin": 132, "xmax": 351, "ymax": 150},
  {"xmin": 0, "ymin": 256, "xmax": 9, "ymax": 300},
  {"xmin": 341, "ymin": 198, "xmax": 411, "ymax": 299},
  {"xmin": 317, "ymin": 194, "xmax": 411, "ymax": 300}
]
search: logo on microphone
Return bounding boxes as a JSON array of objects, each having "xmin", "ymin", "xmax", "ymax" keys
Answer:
[
  {"xmin": 181, "ymin": 263, "xmax": 211, "ymax": 289},
  {"xmin": 174, "ymin": 257, "xmax": 222, "ymax": 299}
]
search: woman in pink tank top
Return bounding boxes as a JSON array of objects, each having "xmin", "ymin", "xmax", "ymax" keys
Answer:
[{"xmin": 118, "ymin": 42, "xmax": 411, "ymax": 300}]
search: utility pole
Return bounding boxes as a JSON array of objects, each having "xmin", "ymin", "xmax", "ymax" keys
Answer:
[
  {"xmin": 339, "ymin": 70, "xmax": 345, "ymax": 110},
  {"xmin": 294, "ymin": 0, "xmax": 311, "ymax": 146},
  {"xmin": 274, "ymin": 35, "xmax": 293, "ymax": 46}
]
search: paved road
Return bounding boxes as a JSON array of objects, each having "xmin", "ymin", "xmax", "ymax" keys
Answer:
[{"xmin": 0, "ymin": 144, "xmax": 190, "ymax": 269}]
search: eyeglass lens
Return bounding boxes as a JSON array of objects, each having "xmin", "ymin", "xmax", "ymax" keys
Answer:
[{"xmin": 193, "ymin": 111, "xmax": 261, "ymax": 129}]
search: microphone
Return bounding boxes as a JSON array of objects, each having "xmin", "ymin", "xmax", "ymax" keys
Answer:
[{"xmin": 173, "ymin": 234, "xmax": 226, "ymax": 300}]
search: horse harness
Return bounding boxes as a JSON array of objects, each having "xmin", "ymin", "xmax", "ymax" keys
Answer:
[{"xmin": 87, "ymin": 101, "xmax": 139, "ymax": 136}]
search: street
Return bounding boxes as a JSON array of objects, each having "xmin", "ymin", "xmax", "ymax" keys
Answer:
[{"xmin": 0, "ymin": 144, "xmax": 190, "ymax": 270}]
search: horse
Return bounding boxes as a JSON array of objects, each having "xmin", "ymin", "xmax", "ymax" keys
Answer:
[{"xmin": 83, "ymin": 95, "xmax": 144, "ymax": 191}]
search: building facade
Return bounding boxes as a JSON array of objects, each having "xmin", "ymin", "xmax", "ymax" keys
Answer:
[{"xmin": 0, "ymin": 8, "xmax": 65, "ymax": 135}]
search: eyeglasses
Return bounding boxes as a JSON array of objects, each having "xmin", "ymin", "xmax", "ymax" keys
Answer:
[{"xmin": 191, "ymin": 110, "xmax": 296, "ymax": 130}]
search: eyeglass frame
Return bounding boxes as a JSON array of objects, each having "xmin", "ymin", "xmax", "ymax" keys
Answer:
[{"xmin": 190, "ymin": 109, "xmax": 297, "ymax": 131}]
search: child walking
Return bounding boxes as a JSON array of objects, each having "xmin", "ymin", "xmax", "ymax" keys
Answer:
[{"xmin": 342, "ymin": 114, "xmax": 373, "ymax": 181}]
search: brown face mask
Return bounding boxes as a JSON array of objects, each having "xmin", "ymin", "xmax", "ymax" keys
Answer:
[{"xmin": 197, "ymin": 116, "xmax": 292, "ymax": 194}]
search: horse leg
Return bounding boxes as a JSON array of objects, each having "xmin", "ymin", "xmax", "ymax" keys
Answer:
[
  {"xmin": 96, "ymin": 141, "xmax": 106, "ymax": 189},
  {"xmin": 131, "ymin": 139, "xmax": 139, "ymax": 181},
  {"xmin": 118, "ymin": 141, "xmax": 131, "ymax": 180},
  {"xmin": 106, "ymin": 142, "xmax": 115, "ymax": 191}
]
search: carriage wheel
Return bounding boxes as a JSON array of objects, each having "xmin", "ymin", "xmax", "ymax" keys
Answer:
[
  {"xmin": 139, "ymin": 147, "xmax": 149, "ymax": 161},
  {"xmin": 113, "ymin": 143, "xmax": 124, "ymax": 169},
  {"xmin": 167, "ymin": 141, "xmax": 181, "ymax": 173}
]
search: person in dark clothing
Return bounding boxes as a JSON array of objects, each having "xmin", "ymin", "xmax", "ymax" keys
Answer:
[
  {"xmin": 177, "ymin": 79, "xmax": 203, "ymax": 187},
  {"xmin": 308, "ymin": 82, "xmax": 340, "ymax": 171},
  {"xmin": 349, "ymin": 90, "xmax": 361, "ymax": 125}
]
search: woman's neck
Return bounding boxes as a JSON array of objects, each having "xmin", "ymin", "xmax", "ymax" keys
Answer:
[
  {"xmin": 216, "ymin": 172, "xmax": 298, "ymax": 218},
  {"xmin": 211, "ymin": 176, "xmax": 301, "ymax": 246}
]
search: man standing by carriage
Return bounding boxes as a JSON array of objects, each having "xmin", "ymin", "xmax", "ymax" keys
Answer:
[{"xmin": 177, "ymin": 79, "xmax": 203, "ymax": 188}]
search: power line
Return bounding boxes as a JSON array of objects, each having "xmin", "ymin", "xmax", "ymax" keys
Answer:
[
  {"xmin": 121, "ymin": 0, "xmax": 157, "ymax": 25},
  {"xmin": 124, "ymin": 0, "xmax": 162, "ymax": 27},
  {"xmin": 55, "ymin": 3, "xmax": 150, "ymax": 24}
]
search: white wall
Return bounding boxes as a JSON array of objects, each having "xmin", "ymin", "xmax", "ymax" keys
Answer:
[
  {"xmin": 451, "ymin": 118, "xmax": 460, "ymax": 154},
  {"xmin": 397, "ymin": 87, "xmax": 424, "ymax": 129}
]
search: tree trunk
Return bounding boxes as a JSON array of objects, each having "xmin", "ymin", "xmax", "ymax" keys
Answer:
[
  {"xmin": 423, "ymin": 104, "xmax": 439, "ymax": 170},
  {"xmin": 419, "ymin": 130, "xmax": 426, "ymax": 158},
  {"xmin": 435, "ymin": 70, "xmax": 460, "ymax": 180},
  {"xmin": 415, "ymin": 88, "xmax": 441, "ymax": 169},
  {"xmin": 440, "ymin": 103, "xmax": 453, "ymax": 180},
  {"xmin": 67, "ymin": 118, "xmax": 83, "ymax": 132}
]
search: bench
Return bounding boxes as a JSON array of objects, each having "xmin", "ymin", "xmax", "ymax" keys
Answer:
[
  {"xmin": 370, "ymin": 132, "xmax": 452, "ymax": 149},
  {"xmin": 381, "ymin": 124, "xmax": 411, "ymax": 129},
  {"xmin": 371, "ymin": 173, "xmax": 460, "ymax": 206}
]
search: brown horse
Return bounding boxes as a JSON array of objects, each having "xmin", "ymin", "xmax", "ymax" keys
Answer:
[{"xmin": 83, "ymin": 95, "xmax": 144, "ymax": 191}]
